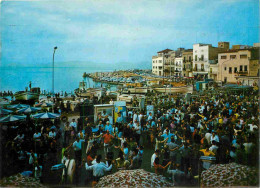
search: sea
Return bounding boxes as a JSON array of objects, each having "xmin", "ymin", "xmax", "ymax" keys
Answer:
[{"xmin": 0, "ymin": 66, "xmax": 120, "ymax": 93}]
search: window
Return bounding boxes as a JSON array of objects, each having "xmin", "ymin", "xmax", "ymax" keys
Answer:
[
  {"xmin": 234, "ymin": 67, "xmax": 237, "ymax": 73},
  {"xmin": 189, "ymin": 56, "xmax": 191, "ymax": 62},
  {"xmin": 195, "ymin": 55, "xmax": 197, "ymax": 61},
  {"xmin": 224, "ymin": 67, "xmax": 227, "ymax": 71},
  {"xmin": 159, "ymin": 60, "xmax": 162, "ymax": 63},
  {"xmin": 221, "ymin": 55, "xmax": 227, "ymax": 59},
  {"xmin": 210, "ymin": 68, "xmax": 212, "ymax": 73},
  {"xmin": 230, "ymin": 55, "xmax": 236, "ymax": 59},
  {"xmin": 201, "ymin": 55, "xmax": 204, "ymax": 61},
  {"xmin": 183, "ymin": 57, "xmax": 186, "ymax": 62},
  {"xmin": 224, "ymin": 77, "xmax": 227, "ymax": 83},
  {"xmin": 201, "ymin": 64, "xmax": 204, "ymax": 71},
  {"xmin": 240, "ymin": 65, "xmax": 243, "ymax": 71},
  {"xmin": 240, "ymin": 54, "xmax": 247, "ymax": 59},
  {"xmin": 229, "ymin": 67, "xmax": 232, "ymax": 73},
  {"xmin": 194, "ymin": 64, "xmax": 197, "ymax": 71},
  {"xmin": 244, "ymin": 65, "xmax": 248, "ymax": 72}
]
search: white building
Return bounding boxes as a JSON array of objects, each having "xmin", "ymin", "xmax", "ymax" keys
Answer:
[
  {"xmin": 193, "ymin": 42, "xmax": 229, "ymax": 80},
  {"xmin": 174, "ymin": 57, "xmax": 183, "ymax": 77},
  {"xmin": 152, "ymin": 49, "xmax": 175, "ymax": 76}
]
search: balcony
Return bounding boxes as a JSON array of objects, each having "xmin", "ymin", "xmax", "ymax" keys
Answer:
[{"xmin": 235, "ymin": 71, "xmax": 248, "ymax": 76}]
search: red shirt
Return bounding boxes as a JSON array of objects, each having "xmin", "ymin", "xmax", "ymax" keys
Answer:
[{"xmin": 103, "ymin": 134, "xmax": 114, "ymax": 144}]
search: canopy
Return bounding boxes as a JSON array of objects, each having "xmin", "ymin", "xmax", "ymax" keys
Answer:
[
  {"xmin": 32, "ymin": 112, "xmax": 60, "ymax": 119},
  {"xmin": 0, "ymin": 115, "xmax": 26, "ymax": 123},
  {"xmin": 7, "ymin": 104, "xmax": 30, "ymax": 109},
  {"xmin": 17, "ymin": 106, "xmax": 41, "ymax": 114},
  {"xmin": 0, "ymin": 108, "xmax": 13, "ymax": 115}
]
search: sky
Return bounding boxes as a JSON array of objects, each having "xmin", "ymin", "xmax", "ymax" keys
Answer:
[{"xmin": 1, "ymin": 0, "xmax": 259, "ymax": 68}]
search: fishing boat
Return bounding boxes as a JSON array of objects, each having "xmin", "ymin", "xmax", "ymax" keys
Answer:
[
  {"xmin": 122, "ymin": 87, "xmax": 152, "ymax": 94},
  {"xmin": 153, "ymin": 85, "xmax": 194, "ymax": 93},
  {"xmin": 74, "ymin": 80, "xmax": 106, "ymax": 100},
  {"xmin": 14, "ymin": 82, "xmax": 40, "ymax": 101}
]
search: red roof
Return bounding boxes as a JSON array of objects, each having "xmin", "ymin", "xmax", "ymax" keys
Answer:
[{"xmin": 157, "ymin": 49, "xmax": 173, "ymax": 53}]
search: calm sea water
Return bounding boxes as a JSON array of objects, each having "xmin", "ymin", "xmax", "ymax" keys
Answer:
[{"xmin": 0, "ymin": 67, "xmax": 117, "ymax": 93}]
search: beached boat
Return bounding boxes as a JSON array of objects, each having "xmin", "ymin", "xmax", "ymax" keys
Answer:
[
  {"xmin": 153, "ymin": 85, "xmax": 193, "ymax": 93},
  {"xmin": 14, "ymin": 82, "xmax": 40, "ymax": 101},
  {"xmin": 74, "ymin": 81, "xmax": 106, "ymax": 99},
  {"xmin": 122, "ymin": 87, "xmax": 152, "ymax": 94}
]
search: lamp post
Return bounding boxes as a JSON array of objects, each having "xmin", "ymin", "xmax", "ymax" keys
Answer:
[{"xmin": 52, "ymin": 46, "xmax": 58, "ymax": 113}]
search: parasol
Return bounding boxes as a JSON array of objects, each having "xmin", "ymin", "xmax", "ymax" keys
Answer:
[
  {"xmin": 0, "ymin": 115, "xmax": 26, "ymax": 123},
  {"xmin": 17, "ymin": 106, "xmax": 41, "ymax": 114},
  {"xmin": 32, "ymin": 112, "xmax": 60, "ymax": 119},
  {"xmin": 96, "ymin": 169, "xmax": 173, "ymax": 187},
  {"xmin": 7, "ymin": 104, "xmax": 30, "ymax": 109},
  {"xmin": 0, "ymin": 108, "xmax": 13, "ymax": 115}
]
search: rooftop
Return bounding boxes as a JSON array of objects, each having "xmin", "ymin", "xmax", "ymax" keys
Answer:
[{"xmin": 157, "ymin": 48, "xmax": 173, "ymax": 53}]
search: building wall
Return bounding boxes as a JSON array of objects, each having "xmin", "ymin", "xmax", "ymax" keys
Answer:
[
  {"xmin": 217, "ymin": 50, "xmax": 257, "ymax": 83},
  {"xmin": 152, "ymin": 56, "xmax": 164, "ymax": 76},
  {"xmin": 152, "ymin": 50, "xmax": 175, "ymax": 76},
  {"xmin": 182, "ymin": 51, "xmax": 193, "ymax": 77},
  {"xmin": 174, "ymin": 57, "xmax": 183, "ymax": 76}
]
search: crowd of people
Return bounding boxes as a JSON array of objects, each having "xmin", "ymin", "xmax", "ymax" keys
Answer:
[{"xmin": 0, "ymin": 89, "xmax": 259, "ymax": 186}]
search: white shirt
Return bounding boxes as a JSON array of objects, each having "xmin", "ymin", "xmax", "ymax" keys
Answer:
[
  {"xmin": 210, "ymin": 135, "xmax": 219, "ymax": 143},
  {"xmin": 205, "ymin": 133, "xmax": 212, "ymax": 144},
  {"xmin": 49, "ymin": 131, "xmax": 56, "ymax": 138},
  {"xmin": 209, "ymin": 145, "xmax": 218, "ymax": 153},
  {"xmin": 85, "ymin": 162, "xmax": 112, "ymax": 177},
  {"xmin": 70, "ymin": 122, "xmax": 77, "ymax": 129},
  {"xmin": 73, "ymin": 140, "xmax": 84, "ymax": 151},
  {"xmin": 33, "ymin": 133, "xmax": 41, "ymax": 141},
  {"xmin": 151, "ymin": 153, "xmax": 157, "ymax": 168},
  {"xmin": 14, "ymin": 134, "xmax": 24, "ymax": 142},
  {"xmin": 133, "ymin": 113, "xmax": 138, "ymax": 122}
]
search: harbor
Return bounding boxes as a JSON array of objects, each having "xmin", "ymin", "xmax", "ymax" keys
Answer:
[{"xmin": 1, "ymin": 0, "xmax": 259, "ymax": 187}]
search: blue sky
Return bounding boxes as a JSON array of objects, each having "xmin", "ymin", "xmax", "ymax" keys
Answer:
[{"xmin": 1, "ymin": 0, "xmax": 259, "ymax": 68}]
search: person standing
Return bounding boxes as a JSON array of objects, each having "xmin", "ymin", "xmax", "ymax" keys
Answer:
[
  {"xmin": 70, "ymin": 119, "xmax": 77, "ymax": 133},
  {"xmin": 85, "ymin": 155, "xmax": 113, "ymax": 183},
  {"xmin": 102, "ymin": 130, "xmax": 114, "ymax": 157},
  {"xmin": 67, "ymin": 137, "xmax": 84, "ymax": 167},
  {"xmin": 167, "ymin": 137, "xmax": 180, "ymax": 163}
]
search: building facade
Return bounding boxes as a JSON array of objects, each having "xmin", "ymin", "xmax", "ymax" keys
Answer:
[
  {"xmin": 182, "ymin": 49, "xmax": 193, "ymax": 77},
  {"xmin": 152, "ymin": 49, "xmax": 175, "ymax": 76},
  {"xmin": 217, "ymin": 48, "xmax": 259, "ymax": 84},
  {"xmin": 174, "ymin": 57, "xmax": 183, "ymax": 77},
  {"xmin": 193, "ymin": 42, "xmax": 229, "ymax": 80}
]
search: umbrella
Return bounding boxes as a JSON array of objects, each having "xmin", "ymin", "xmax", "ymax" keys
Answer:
[
  {"xmin": 16, "ymin": 106, "xmax": 41, "ymax": 114},
  {"xmin": 201, "ymin": 162, "xmax": 258, "ymax": 187},
  {"xmin": 96, "ymin": 169, "xmax": 173, "ymax": 187},
  {"xmin": 0, "ymin": 115, "xmax": 26, "ymax": 123},
  {"xmin": 0, "ymin": 108, "xmax": 13, "ymax": 115},
  {"xmin": 35, "ymin": 102, "xmax": 53, "ymax": 107},
  {"xmin": 32, "ymin": 112, "xmax": 60, "ymax": 119},
  {"xmin": 7, "ymin": 104, "xmax": 30, "ymax": 109}
]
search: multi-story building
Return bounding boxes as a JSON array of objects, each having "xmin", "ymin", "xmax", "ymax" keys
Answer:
[
  {"xmin": 152, "ymin": 49, "xmax": 175, "ymax": 76},
  {"xmin": 182, "ymin": 49, "xmax": 193, "ymax": 77},
  {"xmin": 217, "ymin": 48, "xmax": 259, "ymax": 85},
  {"xmin": 193, "ymin": 42, "xmax": 229, "ymax": 80},
  {"xmin": 174, "ymin": 57, "xmax": 183, "ymax": 77}
]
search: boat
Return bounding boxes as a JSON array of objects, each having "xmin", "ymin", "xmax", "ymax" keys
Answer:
[
  {"xmin": 74, "ymin": 80, "xmax": 106, "ymax": 100},
  {"xmin": 153, "ymin": 85, "xmax": 194, "ymax": 93},
  {"xmin": 122, "ymin": 87, "xmax": 152, "ymax": 94},
  {"xmin": 14, "ymin": 82, "xmax": 40, "ymax": 101}
]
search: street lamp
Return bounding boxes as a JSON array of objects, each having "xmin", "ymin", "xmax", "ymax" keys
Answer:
[{"xmin": 52, "ymin": 46, "xmax": 58, "ymax": 112}]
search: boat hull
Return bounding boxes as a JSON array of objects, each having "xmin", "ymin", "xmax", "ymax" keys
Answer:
[
  {"xmin": 14, "ymin": 92, "xmax": 40, "ymax": 101},
  {"xmin": 153, "ymin": 85, "xmax": 193, "ymax": 93}
]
